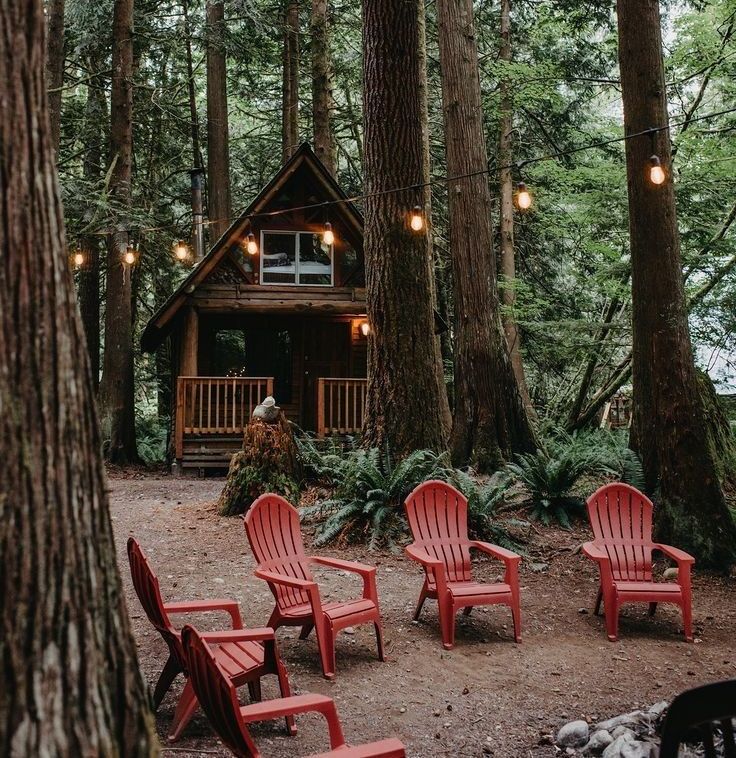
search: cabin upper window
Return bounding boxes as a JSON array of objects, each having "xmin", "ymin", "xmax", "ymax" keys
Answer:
[{"xmin": 260, "ymin": 230, "xmax": 333, "ymax": 286}]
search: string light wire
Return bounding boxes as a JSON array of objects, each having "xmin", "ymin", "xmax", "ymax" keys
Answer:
[{"xmin": 82, "ymin": 105, "xmax": 736, "ymax": 240}]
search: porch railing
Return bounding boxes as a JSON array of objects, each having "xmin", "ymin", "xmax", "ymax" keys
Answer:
[
  {"xmin": 175, "ymin": 376, "xmax": 274, "ymax": 458},
  {"xmin": 317, "ymin": 378, "xmax": 368, "ymax": 438}
]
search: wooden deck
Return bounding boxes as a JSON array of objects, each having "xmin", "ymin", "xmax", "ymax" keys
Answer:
[{"xmin": 174, "ymin": 376, "xmax": 367, "ymax": 469}]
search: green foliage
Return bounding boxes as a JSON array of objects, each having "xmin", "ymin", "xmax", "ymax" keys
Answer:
[
  {"xmin": 446, "ymin": 469, "xmax": 525, "ymax": 550},
  {"xmin": 135, "ymin": 413, "xmax": 168, "ymax": 465},
  {"xmin": 300, "ymin": 447, "xmax": 448, "ymax": 550}
]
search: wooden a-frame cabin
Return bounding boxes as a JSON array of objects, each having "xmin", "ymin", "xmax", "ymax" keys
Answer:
[{"xmin": 142, "ymin": 144, "xmax": 369, "ymax": 471}]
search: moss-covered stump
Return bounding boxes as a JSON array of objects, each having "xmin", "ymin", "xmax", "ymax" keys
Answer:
[{"xmin": 218, "ymin": 413, "xmax": 300, "ymax": 516}]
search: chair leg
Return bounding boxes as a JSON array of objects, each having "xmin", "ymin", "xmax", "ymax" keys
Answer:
[
  {"xmin": 594, "ymin": 587, "xmax": 603, "ymax": 616},
  {"xmin": 604, "ymin": 595, "xmax": 619, "ymax": 642},
  {"xmin": 168, "ymin": 679, "xmax": 198, "ymax": 742},
  {"xmin": 413, "ymin": 585, "xmax": 428, "ymax": 622},
  {"xmin": 153, "ymin": 654, "xmax": 181, "ymax": 709},
  {"xmin": 681, "ymin": 598, "xmax": 693, "ymax": 643},
  {"xmin": 267, "ymin": 608, "xmax": 283, "ymax": 630},
  {"xmin": 299, "ymin": 623, "xmax": 314, "ymax": 640},
  {"xmin": 462, "ymin": 606, "xmax": 473, "ymax": 617},
  {"xmin": 511, "ymin": 601, "xmax": 522, "ymax": 644},
  {"xmin": 275, "ymin": 656, "xmax": 297, "ymax": 736},
  {"xmin": 648, "ymin": 602, "xmax": 658, "ymax": 617},
  {"xmin": 374, "ymin": 621, "xmax": 386, "ymax": 662},
  {"xmin": 315, "ymin": 622, "xmax": 336, "ymax": 680},
  {"xmin": 247, "ymin": 679, "xmax": 262, "ymax": 702},
  {"xmin": 439, "ymin": 599, "xmax": 456, "ymax": 650}
]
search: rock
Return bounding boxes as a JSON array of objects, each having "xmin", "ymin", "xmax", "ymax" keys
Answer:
[
  {"xmin": 662, "ymin": 566, "xmax": 678, "ymax": 580},
  {"xmin": 648, "ymin": 701, "xmax": 668, "ymax": 719},
  {"xmin": 611, "ymin": 726, "xmax": 635, "ymax": 740},
  {"xmin": 620, "ymin": 742, "xmax": 653, "ymax": 758},
  {"xmin": 583, "ymin": 729, "xmax": 613, "ymax": 754},
  {"xmin": 596, "ymin": 711, "xmax": 646, "ymax": 733},
  {"xmin": 530, "ymin": 562, "xmax": 549, "ymax": 573},
  {"xmin": 602, "ymin": 733, "xmax": 635, "ymax": 758},
  {"xmin": 557, "ymin": 720, "xmax": 590, "ymax": 748},
  {"xmin": 252, "ymin": 395, "xmax": 280, "ymax": 422}
]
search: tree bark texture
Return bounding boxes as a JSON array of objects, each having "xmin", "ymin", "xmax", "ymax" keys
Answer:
[
  {"xmin": 310, "ymin": 0, "xmax": 335, "ymax": 175},
  {"xmin": 282, "ymin": 0, "xmax": 300, "ymax": 164},
  {"xmin": 45, "ymin": 0, "xmax": 65, "ymax": 153},
  {"xmin": 183, "ymin": 0, "xmax": 203, "ymax": 169},
  {"xmin": 0, "ymin": 0, "xmax": 159, "ymax": 753},
  {"xmin": 617, "ymin": 0, "xmax": 736, "ymax": 568},
  {"xmin": 437, "ymin": 0, "xmax": 536, "ymax": 470},
  {"xmin": 497, "ymin": 0, "xmax": 534, "ymax": 418},
  {"xmin": 206, "ymin": 0, "xmax": 231, "ymax": 241},
  {"xmin": 100, "ymin": 0, "xmax": 138, "ymax": 464},
  {"xmin": 362, "ymin": 0, "xmax": 451, "ymax": 455}
]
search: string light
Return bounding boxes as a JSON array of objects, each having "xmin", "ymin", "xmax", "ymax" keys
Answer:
[
  {"xmin": 72, "ymin": 248, "xmax": 86, "ymax": 268},
  {"xmin": 323, "ymin": 222, "xmax": 335, "ymax": 246},
  {"xmin": 409, "ymin": 205, "xmax": 425, "ymax": 232},
  {"xmin": 360, "ymin": 320, "xmax": 371, "ymax": 337},
  {"xmin": 246, "ymin": 232, "xmax": 258, "ymax": 255},
  {"xmin": 123, "ymin": 243, "xmax": 138, "ymax": 266},
  {"xmin": 648, "ymin": 155, "xmax": 666, "ymax": 185},
  {"xmin": 515, "ymin": 182, "xmax": 532, "ymax": 211},
  {"xmin": 173, "ymin": 240, "xmax": 190, "ymax": 261}
]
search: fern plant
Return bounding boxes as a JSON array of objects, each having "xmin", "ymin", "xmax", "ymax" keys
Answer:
[{"xmin": 301, "ymin": 447, "xmax": 448, "ymax": 550}]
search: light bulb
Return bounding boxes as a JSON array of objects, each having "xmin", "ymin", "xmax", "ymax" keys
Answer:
[
  {"xmin": 649, "ymin": 155, "xmax": 666, "ymax": 185},
  {"xmin": 323, "ymin": 222, "xmax": 335, "ymax": 246},
  {"xmin": 410, "ymin": 206, "xmax": 425, "ymax": 232},
  {"xmin": 73, "ymin": 251, "xmax": 85, "ymax": 268},
  {"xmin": 516, "ymin": 182, "xmax": 532, "ymax": 211},
  {"xmin": 246, "ymin": 232, "xmax": 258, "ymax": 255},
  {"xmin": 173, "ymin": 240, "xmax": 189, "ymax": 261},
  {"xmin": 360, "ymin": 320, "xmax": 371, "ymax": 337},
  {"xmin": 123, "ymin": 245, "xmax": 137, "ymax": 265}
]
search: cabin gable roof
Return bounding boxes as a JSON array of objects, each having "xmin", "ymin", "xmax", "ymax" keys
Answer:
[{"xmin": 141, "ymin": 143, "xmax": 364, "ymax": 353}]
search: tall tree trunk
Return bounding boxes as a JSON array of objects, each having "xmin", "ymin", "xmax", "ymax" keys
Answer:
[
  {"xmin": 310, "ymin": 0, "xmax": 335, "ymax": 174},
  {"xmin": 206, "ymin": 0, "xmax": 231, "ymax": 241},
  {"xmin": 362, "ymin": 0, "xmax": 451, "ymax": 455},
  {"xmin": 282, "ymin": 0, "xmax": 300, "ymax": 163},
  {"xmin": 0, "ymin": 0, "xmax": 158, "ymax": 753},
  {"xmin": 78, "ymin": 65, "xmax": 106, "ymax": 390},
  {"xmin": 617, "ymin": 0, "xmax": 736, "ymax": 568},
  {"xmin": 437, "ymin": 0, "xmax": 536, "ymax": 470},
  {"xmin": 100, "ymin": 0, "xmax": 138, "ymax": 464},
  {"xmin": 183, "ymin": 0, "xmax": 203, "ymax": 169},
  {"xmin": 45, "ymin": 0, "xmax": 65, "ymax": 153},
  {"xmin": 498, "ymin": 0, "xmax": 534, "ymax": 418}
]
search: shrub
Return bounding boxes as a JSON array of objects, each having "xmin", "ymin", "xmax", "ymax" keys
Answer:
[
  {"xmin": 300, "ymin": 446, "xmax": 448, "ymax": 550},
  {"xmin": 135, "ymin": 414, "xmax": 168, "ymax": 465}
]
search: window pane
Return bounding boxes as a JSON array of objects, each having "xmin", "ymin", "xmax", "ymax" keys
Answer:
[
  {"xmin": 262, "ymin": 233, "xmax": 296, "ymax": 284},
  {"xmin": 298, "ymin": 233, "xmax": 332, "ymax": 285}
]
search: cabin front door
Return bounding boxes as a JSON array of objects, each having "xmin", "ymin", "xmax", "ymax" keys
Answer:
[{"xmin": 301, "ymin": 321, "xmax": 350, "ymax": 430}]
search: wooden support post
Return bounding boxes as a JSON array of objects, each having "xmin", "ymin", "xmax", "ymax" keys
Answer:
[
  {"xmin": 317, "ymin": 378, "xmax": 325, "ymax": 438},
  {"xmin": 180, "ymin": 306, "xmax": 199, "ymax": 376},
  {"xmin": 175, "ymin": 377, "xmax": 185, "ymax": 462}
]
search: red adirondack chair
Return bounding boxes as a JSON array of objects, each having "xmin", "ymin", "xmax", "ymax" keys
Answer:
[
  {"xmin": 127, "ymin": 537, "xmax": 295, "ymax": 741},
  {"xmin": 583, "ymin": 483, "xmax": 695, "ymax": 642},
  {"xmin": 404, "ymin": 480, "xmax": 522, "ymax": 649},
  {"xmin": 181, "ymin": 625, "xmax": 406, "ymax": 758},
  {"xmin": 244, "ymin": 494, "xmax": 385, "ymax": 680}
]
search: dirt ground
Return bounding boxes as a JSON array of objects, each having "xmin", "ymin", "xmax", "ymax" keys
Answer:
[{"xmin": 109, "ymin": 473, "xmax": 736, "ymax": 757}]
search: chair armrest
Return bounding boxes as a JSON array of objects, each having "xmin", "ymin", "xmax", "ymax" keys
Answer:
[
  {"xmin": 240, "ymin": 693, "xmax": 346, "ymax": 750},
  {"xmin": 653, "ymin": 543, "xmax": 695, "ymax": 565},
  {"xmin": 254, "ymin": 569, "xmax": 318, "ymax": 591},
  {"xmin": 581, "ymin": 542, "xmax": 610, "ymax": 562},
  {"xmin": 469, "ymin": 541, "xmax": 521, "ymax": 565},
  {"xmin": 311, "ymin": 556, "xmax": 376, "ymax": 576},
  {"xmin": 198, "ymin": 627, "xmax": 275, "ymax": 644},
  {"xmin": 164, "ymin": 599, "xmax": 243, "ymax": 629},
  {"xmin": 405, "ymin": 544, "xmax": 442, "ymax": 568}
]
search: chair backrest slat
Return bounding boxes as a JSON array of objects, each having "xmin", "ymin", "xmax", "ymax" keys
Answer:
[
  {"xmin": 405, "ymin": 481, "xmax": 472, "ymax": 583},
  {"xmin": 127, "ymin": 538, "xmax": 183, "ymax": 661},
  {"xmin": 181, "ymin": 626, "xmax": 259, "ymax": 758},
  {"xmin": 244, "ymin": 495, "xmax": 313, "ymax": 610},
  {"xmin": 659, "ymin": 680, "xmax": 736, "ymax": 758},
  {"xmin": 586, "ymin": 483, "xmax": 654, "ymax": 581}
]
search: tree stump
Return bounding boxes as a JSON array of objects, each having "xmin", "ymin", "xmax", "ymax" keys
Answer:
[{"xmin": 218, "ymin": 411, "xmax": 300, "ymax": 516}]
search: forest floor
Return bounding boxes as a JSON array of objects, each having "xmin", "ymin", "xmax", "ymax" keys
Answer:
[{"xmin": 109, "ymin": 472, "xmax": 736, "ymax": 758}]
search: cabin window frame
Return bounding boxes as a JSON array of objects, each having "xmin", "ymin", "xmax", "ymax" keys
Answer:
[{"xmin": 259, "ymin": 229, "xmax": 334, "ymax": 287}]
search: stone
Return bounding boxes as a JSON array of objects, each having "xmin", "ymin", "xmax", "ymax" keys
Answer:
[
  {"xmin": 557, "ymin": 720, "xmax": 590, "ymax": 748},
  {"xmin": 596, "ymin": 711, "xmax": 646, "ymax": 733},
  {"xmin": 602, "ymin": 733, "xmax": 635, "ymax": 758},
  {"xmin": 648, "ymin": 701, "xmax": 668, "ymax": 719},
  {"xmin": 583, "ymin": 729, "xmax": 614, "ymax": 754},
  {"xmin": 530, "ymin": 562, "xmax": 549, "ymax": 573},
  {"xmin": 662, "ymin": 567, "xmax": 679, "ymax": 581},
  {"xmin": 252, "ymin": 395, "xmax": 280, "ymax": 422},
  {"xmin": 611, "ymin": 726, "xmax": 635, "ymax": 740}
]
